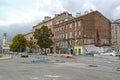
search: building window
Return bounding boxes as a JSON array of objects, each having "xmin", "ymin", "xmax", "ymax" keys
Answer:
[
  {"xmin": 65, "ymin": 25, "xmax": 67, "ymax": 30},
  {"xmin": 78, "ymin": 21, "xmax": 81, "ymax": 26},
  {"xmin": 79, "ymin": 31, "xmax": 81, "ymax": 36},
  {"xmin": 72, "ymin": 23, "xmax": 75, "ymax": 28},
  {"xmin": 70, "ymin": 24, "xmax": 72, "ymax": 28},
  {"xmin": 60, "ymin": 34, "xmax": 61, "ymax": 39},
  {"xmin": 75, "ymin": 32, "xmax": 77, "ymax": 37},
  {"xmin": 62, "ymin": 26, "xmax": 64, "ymax": 30},
  {"xmin": 60, "ymin": 27, "xmax": 62, "ymax": 31},
  {"xmin": 75, "ymin": 22, "xmax": 77, "ymax": 27},
  {"xmin": 63, "ymin": 34, "xmax": 65, "ymax": 39},
  {"xmin": 66, "ymin": 33, "xmax": 68, "ymax": 39},
  {"xmin": 70, "ymin": 32, "xmax": 72, "ymax": 38}
]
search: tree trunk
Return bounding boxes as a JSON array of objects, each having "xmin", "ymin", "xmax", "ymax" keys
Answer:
[{"xmin": 45, "ymin": 48, "xmax": 47, "ymax": 55}]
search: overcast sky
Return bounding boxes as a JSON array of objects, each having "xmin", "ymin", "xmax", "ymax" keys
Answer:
[{"xmin": 0, "ymin": 0, "xmax": 120, "ymax": 44}]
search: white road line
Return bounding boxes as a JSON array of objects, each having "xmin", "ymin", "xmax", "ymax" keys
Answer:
[
  {"xmin": 31, "ymin": 77, "xmax": 39, "ymax": 79},
  {"xmin": 44, "ymin": 75, "xmax": 61, "ymax": 78}
]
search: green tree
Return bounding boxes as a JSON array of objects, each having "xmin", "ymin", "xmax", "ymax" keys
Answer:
[
  {"xmin": 26, "ymin": 38, "xmax": 35, "ymax": 53},
  {"xmin": 10, "ymin": 34, "xmax": 26, "ymax": 52},
  {"xmin": 34, "ymin": 26, "xmax": 54, "ymax": 55}
]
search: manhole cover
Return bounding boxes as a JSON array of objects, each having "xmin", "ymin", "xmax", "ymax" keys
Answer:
[{"xmin": 88, "ymin": 65, "xmax": 97, "ymax": 67}]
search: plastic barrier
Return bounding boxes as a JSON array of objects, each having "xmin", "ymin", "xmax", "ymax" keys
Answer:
[{"xmin": 31, "ymin": 59, "xmax": 47, "ymax": 63}]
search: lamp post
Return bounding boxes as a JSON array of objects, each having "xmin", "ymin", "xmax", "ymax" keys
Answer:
[{"xmin": 116, "ymin": 56, "xmax": 120, "ymax": 71}]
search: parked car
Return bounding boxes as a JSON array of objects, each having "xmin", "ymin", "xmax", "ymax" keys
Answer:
[
  {"xmin": 100, "ymin": 50, "xmax": 120, "ymax": 56},
  {"xmin": 85, "ymin": 51, "xmax": 100, "ymax": 56},
  {"xmin": 21, "ymin": 52, "xmax": 28, "ymax": 57}
]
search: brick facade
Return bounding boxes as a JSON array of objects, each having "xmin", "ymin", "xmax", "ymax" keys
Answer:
[{"xmin": 54, "ymin": 11, "xmax": 111, "ymax": 53}]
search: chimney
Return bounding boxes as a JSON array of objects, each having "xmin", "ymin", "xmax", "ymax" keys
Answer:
[
  {"xmin": 44, "ymin": 16, "xmax": 51, "ymax": 21},
  {"xmin": 76, "ymin": 13, "xmax": 81, "ymax": 17}
]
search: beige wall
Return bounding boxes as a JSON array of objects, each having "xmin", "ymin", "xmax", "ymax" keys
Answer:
[
  {"xmin": 24, "ymin": 32, "xmax": 33, "ymax": 41},
  {"xmin": 111, "ymin": 22, "xmax": 120, "ymax": 47}
]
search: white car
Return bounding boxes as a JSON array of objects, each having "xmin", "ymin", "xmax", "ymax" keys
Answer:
[
  {"xmin": 100, "ymin": 50, "xmax": 120, "ymax": 56},
  {"xmin": 21, "ymin": 52, "xmax": 28, "ymax": 57}
]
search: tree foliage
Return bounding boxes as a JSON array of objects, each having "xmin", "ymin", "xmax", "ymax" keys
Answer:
[
  {"xmin": 34, "ymin": 26, "xmax": 54, "ymax": 54},
  {"xmin": 26, "ymin": 38, "xmax": 35, "ymax": 53},
  {"xmin": 10, "ymin": 34, "xmax": 26, "ymax": 52}
]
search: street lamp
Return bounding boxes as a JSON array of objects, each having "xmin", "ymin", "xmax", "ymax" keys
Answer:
[
  {"xmin": 88, "ymin": 54, "xmax": 97, "ymax": 67},
  {"xmin": 116, "ymin": 55, "xmax": 120, "ymax": 71}
]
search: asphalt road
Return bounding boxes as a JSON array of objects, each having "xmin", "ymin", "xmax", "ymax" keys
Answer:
[{"xmin": 0, "ymin": 54, "xmax": 120, "ymax": 80}]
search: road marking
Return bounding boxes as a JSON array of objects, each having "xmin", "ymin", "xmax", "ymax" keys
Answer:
[
  {"xmin": 31, "ymin": 77, "xmax": 39, "ymax": 79},
  {"xmin": 44, "ymin": 75, "xmax": 61, "ymax": 78}
]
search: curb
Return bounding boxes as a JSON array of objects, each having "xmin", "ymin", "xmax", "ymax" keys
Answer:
[
  {"xmin": 94, "ymin": 55, "xmax": 120, "ymax": 62},
  {"xmin": 108, "ymin": 59, "xmax": 120, "ymax": 62},
  {"xmin": 0, "ymin": 55, "xmax": 12, "ymax": 60}
]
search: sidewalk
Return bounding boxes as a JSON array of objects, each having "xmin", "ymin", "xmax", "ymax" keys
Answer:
[
  {"xmin": 94, "ymin": 54, "xmax": 120, "ymax": 62},
  {"xmin": 0, "ymin": 54, "xmax": 12, "ymax": 60}
]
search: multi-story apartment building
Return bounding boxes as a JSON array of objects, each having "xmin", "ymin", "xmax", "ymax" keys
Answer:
[
  {"xmin": 54, "ymin": 11, "xmax": 111, "ymax": 55},
  {"xmin": 25, "ymin": 11, "xmax": 111, "ymax": 54},
  {"xmin": 29, "ymin": 12, "xmax": 73, "ymax": 53},
  {"xmin": 111, "ymin": 19, "xmax": 120, "ymax": 48}
]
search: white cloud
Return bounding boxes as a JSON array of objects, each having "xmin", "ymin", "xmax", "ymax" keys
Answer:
[
  {"xmin": 81, "ymin": 1, "xmax": 96, "ymax": 11},
  {"xmin": 0, "ymin": 10, "xmax": 51, "ymax": 26},
  {"xmin": 112, "ymin": 6, "xmax": 120, "ymax": 20},
  {"xmin": 0, "ymin": 0, "xmax": 65, "ymax": 26},
  {"xmin": 0, "ymin": 0, "xmax": 120, "ymax": 43}
]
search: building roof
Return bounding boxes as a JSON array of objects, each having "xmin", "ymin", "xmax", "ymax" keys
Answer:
[
  {"xmin": 54, "ymin": 10, "xmax": 110, "ymax": 27},
  {"xmin": 111, "ymin": 19, "xmax": 120, "ymax": 24},
  {"xmin": 115, "ymin": 19, "xmax": 120, "ymax": 23},
  {"xmin": 33, "ymin": 11, "xmax": 72, "ymax": 28},
  {"xmin": 24, "ymin": 32, "xmax": 33, "ymax": 36}
]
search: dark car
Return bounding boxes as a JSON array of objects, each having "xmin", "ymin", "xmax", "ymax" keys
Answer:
[
  {"xmin": 21, "ymin": 52, "xmax": 28, "ymax": 57},
  {"xmin": 85, "ymin": 51, "xmax": 100, "ymax": 56}
]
